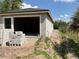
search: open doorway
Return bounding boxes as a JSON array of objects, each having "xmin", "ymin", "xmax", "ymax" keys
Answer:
[{"xmin": 14, "ymin": 17, "xmax": 40, "ymax": 36}]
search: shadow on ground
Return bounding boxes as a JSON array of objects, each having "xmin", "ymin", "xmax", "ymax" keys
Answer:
[{"xmin": 54, "ymin": 36, "xmax": 79, "ymax": 59}]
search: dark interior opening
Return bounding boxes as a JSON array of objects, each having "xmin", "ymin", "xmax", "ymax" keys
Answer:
[
  {"xmin": 5, "ymin": 18, "xmax": 11, "ymax": 29},
  {"xmin": 14, "ymin": 17, "xmax": 40, "ymax": 36}
]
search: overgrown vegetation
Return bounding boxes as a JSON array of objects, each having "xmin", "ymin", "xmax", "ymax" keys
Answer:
[
  {"xmin": 34, "ymin": 37, "xmax": 52, "ymax": 59},
  {"xmin": 54, "ymin": 20, "xmax": 68, "ymax": 33},
  {"xmin": 53, "ymin": 8, "xmax": 79, "ymax": 59},
  {"xmin": 54, "ymin": 32, "xmax": 79, "ymax": 59},
  {"xmin": 34, "ymin": 50, "xmax": 52, "ymax": 59},
  {"xmin": 34, "ymin": 37, "xmax": 60, "ymax": 59}
]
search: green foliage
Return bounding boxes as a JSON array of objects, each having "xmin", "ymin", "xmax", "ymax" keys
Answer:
[
  {"xmin": 54, "ymin": 20, "xmax": 68, "ymax": 33},
  {"xmin": 54, "ymin": 21, "xmax": 60, "ymax": 29},
  {"xmin": 54, "ymin": 9, "xmax": 79, "ymax": 58},
  {"xmin": 44, "ymin": 37, "xmax": 50, "ymax": 48},
  {"xmin": 63, "ymin": 31, "xmax": 79, "ymax": 43},
  {"xmin": 35, "ymin": 37, "xmax": 50, "ymax": 48},
  {"xmin": 74, "ymin": 8, "xmax": 79, "ymax": 18},
  {"xmin": 34, "ymin": 37, "xmax": 58, "ymax": 59},
  {"xmin": 54, "ymin": 20, "xmax": 68, "ymax": 29},
  {"xmin": 0, "ymin": 0, "xmax": 22, "ymax": 12},
  {"xmin": 0, "ymin": 0, "xmax": 9, "ymax": 12},
  {"xmin": 34, "ymin": 50, "xmax": 52, "ymax": 59},
  {"xmin": 34, "ymin": 37, "xmax": 52, "ymax": 59},
  {"xmin": 11, "ymin": 0, "xmax": 22, "ymax": 10},
  {"xmin": 55, "ymin": 30, "xmax": 79, "ymax": 59},
  {"xmin": 35, "ymin": 37, "xmax": 42, "ymax": 46},
  {"xmin": 69, "ymin": 9, "xmax": 79, "ymax": 31}
]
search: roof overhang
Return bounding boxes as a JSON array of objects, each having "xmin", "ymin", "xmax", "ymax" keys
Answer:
[{"xmin": 0, "ymin": 9, "xmax": 54, "ymax": 23}]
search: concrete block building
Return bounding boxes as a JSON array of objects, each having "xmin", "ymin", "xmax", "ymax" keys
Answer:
[{"xmin": 0, "ymin": 8, "xmax": 53, "ymax": 46}]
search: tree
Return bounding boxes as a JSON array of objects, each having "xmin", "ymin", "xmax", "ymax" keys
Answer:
[
  {"xmin": 10, "ymin": 0, "xmax": 22, "ymax": 10},
  {"xmin": 0, "ymin": 0, "xmax": 9, "ymax": 12},
  {"xmin": 69, "ymin": 9, "xmax": 79, "ymax": 31},
  {"xmin": 69, "ymin": 9, "xmax": 79, "ymax": 40},
  {"xmin": 54, "ymin": 20, "xmax": 68, "ymax": 33},
  {"xmin": 0, "ymin": 0, "xmax": 22, "ymax": 12}
]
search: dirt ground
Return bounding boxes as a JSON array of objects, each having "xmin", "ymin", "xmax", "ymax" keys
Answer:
[
  {"xmin": 0, "ymin": 38, "xmax": 37, "ymax": 59},
  {"xmin": 0, "ymin": 30, "xmax": 63, "ymax": 59},
  {"xmin": 0, "ymin": 30, "xmax": 77, "ymax": 59}
]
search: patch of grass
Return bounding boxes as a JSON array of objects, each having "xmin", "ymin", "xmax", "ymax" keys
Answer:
[
  {"xmin": 44, "ymin": 37, "xmax": 50, "ymax": 48},
  {"xmin": 35, "ymin": 37, "xmax": 42, "ymax": 46},
  {"xmin": 34, "ymin": 50, "xmax": 52, "ymax": 59},
  {"xmin": 34, "ymin": 37, "xmax": 60, "ymax": 59},
  {"xmin": 35, "ymin": 37, "xmax": 51, "ymax": 49},
  {"xmin": 34, "ymin": 37, "xmax": 52, "ymax": 59}
]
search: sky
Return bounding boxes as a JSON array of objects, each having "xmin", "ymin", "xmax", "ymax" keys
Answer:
[
  {"xmin": 0, "ymin": 0, "xmax": 79, "ymax": 21},
  {"xmin": 21, "ymin": 0, "xmax": 79, "ymax": 22}
]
